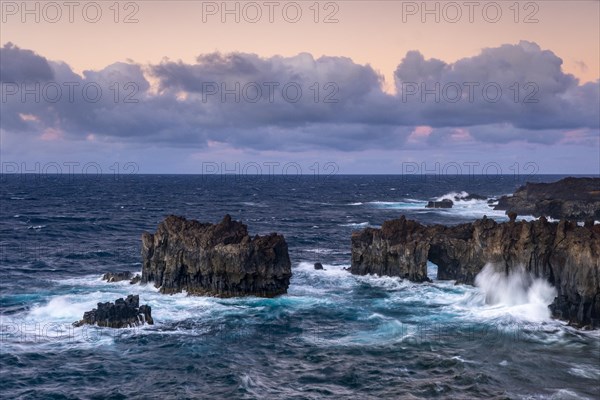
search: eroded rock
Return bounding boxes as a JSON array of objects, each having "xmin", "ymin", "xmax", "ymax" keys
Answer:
[
  {"xmin": 494, "ymin": 177, "xmax": 600, "ymax": 220},
  {"xmin": 141, "ymin": 215, "xmax": 292, "ymax": 297},
  {"xmin": 73, "ymin": 295, "xmax": 153, "ymax": 328},
  {"xmin": 351, "ymin": 216, "xmax": 600, "ymax": 328}
]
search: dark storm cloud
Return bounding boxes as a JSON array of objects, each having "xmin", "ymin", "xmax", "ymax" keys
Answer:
[
  {"xmin": 0, "ymin": 42, "xmax": 54, "ymax": 82},
  {"xmin": 1, "ymin": 41, "xmax": 598, "ymax": 151},
  {"xmin": 394, "ymin": 41, "xmax": 599, "ymax": 133}
]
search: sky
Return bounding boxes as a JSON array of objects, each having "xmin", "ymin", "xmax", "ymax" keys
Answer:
[{"xmin": 1, "ymin": 0, "xmax": 599, "ymax": 175}]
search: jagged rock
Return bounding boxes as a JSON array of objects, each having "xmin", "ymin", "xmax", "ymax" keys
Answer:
[
  {"xmin": 129, "ymin": 274, "xmax": 141, "ymax": 284},
  {"xmin": 141, "ymin": 215, "xmax": 291, "ymax": 297},
  {"xmin": 314, "ymin": 262, "xmax": 324, "ymax": 270},
  {"xmin": 426, "ymin": 199, "xmax": 453, "ymax": 209},
  {"xmin": 73, "ymin": 295, "xmax": 153, "ymax": 328},
  {"xmin": 102, "ymin": 271, "xmax": 133, "ymax": 282},
  {"xmin": 494, "ymin": 177, "xmax": 600, "ymax": 220},
  {"xmin": 351, "ymin": 216, "xmax": 600, "ymax": 328},
  {"xmin": 351, "ymin": 216, "xmax": 431, "ymax": 282}
]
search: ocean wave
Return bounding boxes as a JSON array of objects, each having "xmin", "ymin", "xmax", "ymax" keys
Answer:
[
  {"xmin": 367, "ymin": 200, "xmax": 427, "ymax": 209},
  {"xmin": 339, "ymin": 222, "xmax": 370, "ymax": 228}
]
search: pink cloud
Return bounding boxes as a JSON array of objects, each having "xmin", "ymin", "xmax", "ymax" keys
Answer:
[
  {"xmin": 40, "ymin": 128, "xmax": 63, "ymax": 141},
  {"xmin": 450, "ymin": 128, "xmax": 472, "ymax": 141},
  {"xmin": 407, "ymin": 125, "xmax": 433, "ymax": 143}
]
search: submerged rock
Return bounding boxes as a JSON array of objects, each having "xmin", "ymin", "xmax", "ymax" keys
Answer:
[
  {"xmin": 494, "ymin": 177, "xmax": 600, "ymax": 220},
  {"xmin": 73, "ymin": 295, "xmax": 153, "ymax": 328},
  {"xmin": 351, "ymin": 216, "xmax": 600, "ymax": 328},
  {"xmin": 141, "ymin": 215, "xmax": 292, "ymax": 297},
  {"xmin": 426, "ymin": 199, "xmax": 453, "ymax": 208}
]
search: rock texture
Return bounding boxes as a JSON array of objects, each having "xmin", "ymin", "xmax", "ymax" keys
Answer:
[
  {"xmin": 141, "ymin": 215, "xmax": 291, "ymax": 297},
  {"xmin": 494, "ymin": 177, "xmax": 600, "ymax": 220},
  {"xmin": 73, "ymin": 295, "xmax": 153, "ymax": 328},
  {"xmin": 426, "ymin": 199, "xmax": 453, "ymax": 208},
  {"xmin": 351, "ymin": 216, "xmax": 600, "ymax": 328}
]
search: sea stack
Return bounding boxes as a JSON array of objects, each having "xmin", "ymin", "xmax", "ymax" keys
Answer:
[
  {"xmin": 141, "ymin": 215, "xmax": 292, "ymax": 297},
  {"xmin": 351, "ymin": 216, "xmax": 600, "ymax": 328}
]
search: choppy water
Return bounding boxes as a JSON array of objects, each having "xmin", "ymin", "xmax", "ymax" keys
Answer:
[{"xmin": 1, "ymin": 175, "xmax": 599, "ymax": 399}]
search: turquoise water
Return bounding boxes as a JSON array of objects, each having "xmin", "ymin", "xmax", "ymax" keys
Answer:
[{"xmin": 1, "ymin": 175, "xmax": 598, "ymax": 399}]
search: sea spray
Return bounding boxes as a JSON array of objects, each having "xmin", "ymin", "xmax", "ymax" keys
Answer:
[{"xmin": 474, "ymin": 264, "xmax": 557, "ymax": 321}]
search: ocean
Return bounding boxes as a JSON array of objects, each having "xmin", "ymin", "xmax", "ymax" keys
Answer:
[{"xmin": 1, "ymin": 174, "xmax": 599, "ymax": 399}]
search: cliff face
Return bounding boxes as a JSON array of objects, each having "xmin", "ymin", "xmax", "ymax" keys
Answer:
[
  {"xmin": 351, "ymin": 217, "xmax": 431, "ymax": 282},
  {"xmin": 351, "ymin": 216, "xmax": 600, "ymax": 328},
  {"xmin": 494, "ymin": 177, "xmax": 600, "ymax": 220},
  {"xmin": 141, "ymin": 215, "xmax": 292, "ymax": 297}
]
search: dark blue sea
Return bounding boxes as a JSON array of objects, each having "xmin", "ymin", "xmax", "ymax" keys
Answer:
[{"xmin": 1, "ymin": 174, "xmax": 599, "ymax": 399}]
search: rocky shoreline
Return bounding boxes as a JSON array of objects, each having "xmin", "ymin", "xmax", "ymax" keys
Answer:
[
  {"xmin": 351, "ymin": 215, "xmax": 600, "ymax": 328},
  {"xmin": 87, "ymin": 178, "xmax": 599, "ymax": 330},
  {"xmin": 494, "ymin": 177, "xmax": 600, "ymax": 221}
]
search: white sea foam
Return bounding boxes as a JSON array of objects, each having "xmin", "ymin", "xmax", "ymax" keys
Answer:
[
  {"xmin": 467, "ymin": 264, "xmax": 557, "ymax": 322},
  {"xmin": 339, "ymin": 222, "xmax": 369, "ymax": 228}
]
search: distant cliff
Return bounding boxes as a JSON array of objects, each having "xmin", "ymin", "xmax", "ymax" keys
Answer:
[
  {"xmin": 141, "ymin": 215, "xmax": 292, "ymax": 297},
  {"xmin": 494, "ymin": 177, "xmax": 600, "ymax": 220},
  {"xmin": 351, "ymin": 216, "xmax": 600, "ymax": 328}
]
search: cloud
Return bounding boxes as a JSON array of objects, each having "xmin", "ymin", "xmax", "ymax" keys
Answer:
[
  {"xmin": 1, "ymin": 41, "xmax": 598, "ymax": 152},
  {"xmin": 0, "ymin": 42, "xmax": 54, "ymax": 82}
]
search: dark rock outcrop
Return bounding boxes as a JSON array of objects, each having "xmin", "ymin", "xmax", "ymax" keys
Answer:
[
  {"xmin": 494, "ymin": 177, "xmax": 600, "ymax": 220},
  {"xmin": 102, "ymin": 272, "xmax": 142, "ymax": 285},
  {"xmin": 351, "ymin": 216, "xmax": 600, "ymax": 328},
  {"xmin": 426, "ymin": 199, "xmax": 453, "ymax": 208},
  {"xmin": 351, "ymin": 216, "xmax": 431, "ymax": 282},
  {"xmin": 73, "ymin": 295, "xmax": 153, "ymax": 328},
  {"xmin": 314, "ymin": 262, "xmax": 324, "ymax": 270},
  {"xmin": 102, "ymin": 271, "xmax": 133, "ymax": 282},
  {"xmin": 141, "ymin": 215, "xmax": 292, "ymax": 297}
]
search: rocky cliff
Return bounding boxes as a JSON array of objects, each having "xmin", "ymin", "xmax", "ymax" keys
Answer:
[
  {"xmin": 351, "ymin": 216, "xmax": 600, "ymax": 328},
  {"xmin": 141, "ymin": 215, "xmax": 292, "ymax": 297},
  {"xmin": 494, "ymin": 177, "xmax": 600, "ymax": 220}
]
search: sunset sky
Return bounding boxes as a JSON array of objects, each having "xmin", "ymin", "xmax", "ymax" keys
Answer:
[{"xmin": 1, "ymin": 0, "xmax": 599, "ymax": 174}]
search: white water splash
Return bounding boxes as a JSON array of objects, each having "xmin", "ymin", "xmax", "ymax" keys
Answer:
[{"xmin": 472, "ymin": 264, "xmax": 557, "ymax": 322}]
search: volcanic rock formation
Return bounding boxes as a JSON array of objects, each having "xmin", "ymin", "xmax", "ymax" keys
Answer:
[
  {"xmin": 494, "ymin": 177, "xmax": 600, "ymax": 220},
  {"xmin": 73, "ymin": 295, "xmax": 153, "ymax": 328},
  {"xmin": 141, "ymin": 215, "xmax": 292, "ymax": 297},
  {"xmin": 351, "ymin": 216, "xmax": 600, "ymax": 328}
]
